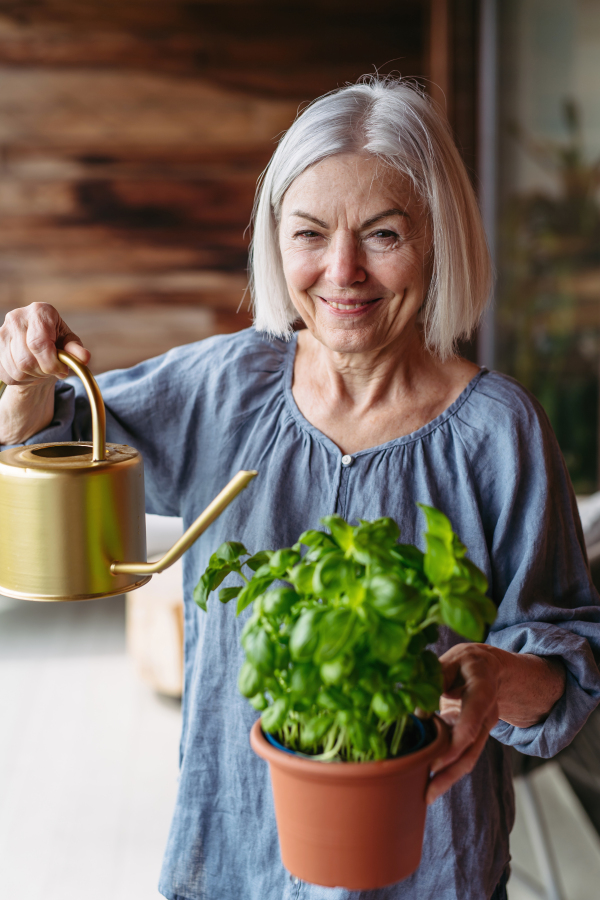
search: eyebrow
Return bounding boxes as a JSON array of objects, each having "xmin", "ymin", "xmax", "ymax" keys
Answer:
[{"xmin": 289, "ymin": 207, "xmax": 409, "ymax": 229}]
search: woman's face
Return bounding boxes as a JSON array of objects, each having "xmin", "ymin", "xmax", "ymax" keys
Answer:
[{"xmin": 279, "ymin": 153, "xmax": 431, "ymax": 356}]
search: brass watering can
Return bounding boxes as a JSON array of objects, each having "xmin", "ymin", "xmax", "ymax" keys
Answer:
[{"xmin": 0, "ymin": 351, "xmax": 257, "ymax": 602}]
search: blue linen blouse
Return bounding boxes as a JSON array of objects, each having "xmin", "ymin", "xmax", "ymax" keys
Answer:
[{"xmin": 22, "ymin": 327, "xmax": 600, "ymax": 900}]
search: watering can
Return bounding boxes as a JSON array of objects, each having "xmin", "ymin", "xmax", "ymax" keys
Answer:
[{"xmin": 0, "ymin": 351, "xmax": 257, "ymax": 601}]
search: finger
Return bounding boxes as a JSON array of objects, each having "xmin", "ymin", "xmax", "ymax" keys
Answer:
[
  {"xmin": 2, "ymin": 319, "xmax": 46, "ymax": 383},
  {"xmin": 432, "ymin": 682, "xmax": 496, "ymax": 775},
  {"xmin": 426, "ymin": 714, "xmax": 496, "ymax": 805},
  {"xmin": 60, "ymin": 337, "xmax": 91, "ymax": 367},
  {"xmin": 25, "ymin": 306, "xmax": 71, "ymax": 377}
]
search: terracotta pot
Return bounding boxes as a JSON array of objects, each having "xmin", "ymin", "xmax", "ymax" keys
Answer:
[{"xmin": 250, "ymin": 716, "xmax": 449, "ymax": 890}]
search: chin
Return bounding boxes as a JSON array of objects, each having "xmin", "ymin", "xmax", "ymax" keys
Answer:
[{"xmin": 315, "ymin": 321, "xmax": 384, "ymax": 354}]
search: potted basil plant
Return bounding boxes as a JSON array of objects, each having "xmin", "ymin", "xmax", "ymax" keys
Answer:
[{"xmin": 195, "ymin": 504, "xmax": 496, "ymax": 890}]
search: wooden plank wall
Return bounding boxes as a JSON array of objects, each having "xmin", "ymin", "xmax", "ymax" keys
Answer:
[{"xmin": 0, "ymin": 0, "xmax": 426, "ymax": 372}]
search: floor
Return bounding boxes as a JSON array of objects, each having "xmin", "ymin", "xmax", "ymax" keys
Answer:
[
  {"xmin": 0, "ymin": 593, "xmax": 181, "ymax": 900},
  {"xmin": 1, "ymin": 593, "xmax": 600, "ymax": 900}
]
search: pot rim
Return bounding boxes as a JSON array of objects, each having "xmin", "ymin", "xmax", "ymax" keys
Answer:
[{"xmin": 250, "ymin": 715, "xmax": 449, "ymax": 779}]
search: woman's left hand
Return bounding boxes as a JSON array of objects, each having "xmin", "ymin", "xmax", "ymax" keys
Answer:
[{"xmin": 426, "ymin": 643, "xmax": 566, "ymax": 804}]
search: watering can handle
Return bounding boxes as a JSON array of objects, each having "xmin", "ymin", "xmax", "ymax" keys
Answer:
[{"xmin": 0, "ymin": 350, "xmax": 106, "ymax": 461}]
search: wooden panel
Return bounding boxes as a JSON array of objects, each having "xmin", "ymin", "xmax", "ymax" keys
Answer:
[{"xmin": 0, "ymin": 1, "xmax": 427, "ymax": 371}]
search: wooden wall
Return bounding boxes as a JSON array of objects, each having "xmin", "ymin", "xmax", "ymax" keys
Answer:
[{"xmin": 0, "ymin": 1, "xmax": 428, "ymax": 372}]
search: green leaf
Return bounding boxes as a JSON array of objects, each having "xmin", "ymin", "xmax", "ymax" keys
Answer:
[
  {"xmin": 288, "ymin": 561, "xmax": 317, "ymax": 595},
  {"xmin": 423, "ymin": 535, "xmax": 455, "ymax": 584},
  {"xmin": 249, "ymin": 692, "xmax": 268, "ymax": 710},
  {"xmin": 440, "ymin": 595, "xmax": 484, "ymax": 642},
  {"xmin": 371, "ymin": 619, "xmax": 409, "ymax": 665},
  {"xmin": 268, "ymin": 548, "xmax": 301, "ymax": 577},
  {"xmin": 242, "ymin": 625, "xmax": 276, "ymax": 673},
  {"xmin": 367, "ymin": 574, "xmax": 427, "ymax": 621},
  {"xmin": 211, "ymin": 541, "xmax": 248, "ymax": 566},
  {"xmin": 289, "ymin": 608, "xmax": 323, "ymax": 661},
  {"xmin": 372, "ymin": 691, "xmax": 399, "ymax": 721},
  {"xmin": 262, "ymin": 587, "xmax": 299, "ymax": 617},
  {"xmin": 261, "ymin": 697, "xmax": 288, "ymax": 733},
  {"xmin": 411, "ymin": 682, "xmax": 442, "ymax": 712},
  {"xmin": 235, "ymin": 575, "xmax": 274, "ymax": 616},
  {"xmin": 312, "ymin": 553, "xmax": 356, "ymax": 600},
  {"xmin": 317, "ymin": 686, "xmax": 352, "ymax": 711},
  {"xmin": 418, "ymin": 503, "xmax": 454, "ymax": 542},
  {"xmin": 461, "ymin": 557, "xmax": 489, "ymax": 594},
  {"xmin": 391, "ymin": 544, "xmax": 425, "ymax": 571},
  {"xmin": 314, "ymin": 608, "xmax": 358, "ymax": 662},
  {"xmin": 246, "ymin": 551, "xmax": 272, "ymax": 571},
  {"xmin": 238, "ymin": 661, "xmax": 263, "ymax": 698},
  {"xmin": 300, "ymin": 715, "xmax": 335, "ymax": 748},
  {"xmin": 289, "ymin": 663, "xmax": 320, "ymax": 700},
  {"xmin": 320, "ymin": 515, "xmax": 355, "ymax": 551},
  {"xmin": 320, "ymin": 655, "xmax": 353, "ymax": 686},
  {"xmin": 219, "ymin": 585, "xmax": 242, "ymax": 604},
  {"xmin": 193, "ymin": 566, "xmax": 231, "ymax": 611},
  {"xmin": 298, "ymin": 530, "xmax": 337, "ymax": 551}
]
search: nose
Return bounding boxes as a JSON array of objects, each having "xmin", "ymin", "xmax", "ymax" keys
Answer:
[{"xmin": 325, "ymin": 232, "xmax": 366, "ymax": 287}]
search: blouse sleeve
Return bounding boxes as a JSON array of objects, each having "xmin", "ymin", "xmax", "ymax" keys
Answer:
[
  {"xmin": 13, "ymin": 343, "xmax": 216, "ymax": 518},
  {"xmin": 466, "ymin": 377, "xmax": 600, "ymax": 757}
]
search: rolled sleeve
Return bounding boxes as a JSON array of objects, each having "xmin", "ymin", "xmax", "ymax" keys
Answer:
[
  {"xmin": 467, "ymin": 379, "xmax": 600, "ymax": 758},
  {"xmin": 488, "ymin": 621, "xmax": 600, "ymax": 756}
]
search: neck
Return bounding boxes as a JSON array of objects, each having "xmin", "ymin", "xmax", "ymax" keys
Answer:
[{"xmin": 296, "ymin": 326, "xmax": 442, "ymax": 412}]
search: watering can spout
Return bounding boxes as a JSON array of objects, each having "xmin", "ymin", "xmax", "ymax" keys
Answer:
[{"xmin": 110, "ymin": 470, "xmax": 258, "ymax": 576}]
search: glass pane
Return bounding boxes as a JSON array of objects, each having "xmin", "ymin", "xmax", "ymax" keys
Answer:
[{"xmin": 497, "ymin": 0, "xmax": 600, "ymax": 493}]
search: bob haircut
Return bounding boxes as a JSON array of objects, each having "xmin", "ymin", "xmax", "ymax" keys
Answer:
[{"xmin": 249, "ymin": 76, "xmax": 491, "ymax": 360}]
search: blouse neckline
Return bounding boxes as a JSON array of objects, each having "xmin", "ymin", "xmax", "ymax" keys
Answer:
[{"xmin": 282, "ymin": 332, "xmax": 489, "ymax": 458}]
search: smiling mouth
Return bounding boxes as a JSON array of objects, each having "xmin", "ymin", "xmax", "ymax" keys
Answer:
[{"xmin": 321, "ymin": 297, "xmax": 381, "ymax": 310}]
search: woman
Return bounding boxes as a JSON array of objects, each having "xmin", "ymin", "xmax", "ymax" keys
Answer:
[{"xmin": 1, "ymin": 78, "xmax": 599, "ymax": 900}]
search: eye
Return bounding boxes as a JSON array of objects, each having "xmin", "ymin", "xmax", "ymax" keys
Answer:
[
  {"xmin": 293, "ymin": 230, "xmax": 323, "ymax": 241},
  {"xmin": 370, "ymin": 229, "xmax": 399, "ymax": 241}
]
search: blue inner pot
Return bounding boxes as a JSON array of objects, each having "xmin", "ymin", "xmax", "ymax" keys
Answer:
[{"xmin": 265, "ymin": 714, "xmax": 429, "ymax": 760}]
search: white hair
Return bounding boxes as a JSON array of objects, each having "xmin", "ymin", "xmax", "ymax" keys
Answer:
[{"xmin": 249, "ymin": 76, "xmax": 491, "ymax": 360}]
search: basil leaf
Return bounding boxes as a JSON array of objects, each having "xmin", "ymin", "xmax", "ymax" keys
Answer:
[
  {"xmin": 289, "ymin": 663, "xmax": 320, "ymax": 699},
  {"xmin": 417, "ymin": 503, "xmax": 454, "ymax": 541},
  {"xmin": 262, "ymin": 587, "xmax": 299, "ymax": 616},
  {"xmin": 193, "ymin": 566, "xmax": 231, "ymax": 611},
  {"xmin": 320, "ymin": 654, "xmax": 353, "ymax": 686},
  {"xmin": 299, "ymin": 530, "xmax": 337, "ymax": 551},
  {"xmin": 391, "ymin": 543, "xmax": 425, "ymax": 571},
  {"xmin": 268, "ymin": 548, "xmax": 301, "ymax": 577},
  {"xmin": 236, "ymin": 575, "xmax": 274, "ymax": 616},
  {"xmin": 320, "ymin": 515, "xmax": 355, "ymax": 551},
  {"xmin": 219, "ymin": 585, "xmax": 242, "ymax": 604},
  {"xmin": 249, "ymin": 693, "xmax": 268, "ymax": 711},
  {"xmin": 440, "ymin": 595, "xmax": 484, "ymax": 642},
  {"xmin": 242, "ymin": 625, "xmax": 276, "ymax": 673},
  {"xmin": 211, "ymin": 541, "xmax": 248, "ymax": 566},
  {"xmin": 288, "ymin": 561, "xmax": 317, "ymax": 595},
  {"xmin": 300, "ymin": 714, "xmax": 335, "ymax": 748},
  {"xmin": 371, "ymin": 619, "xmax": 409, "ymax": 665},
  {"xmin": 314, "ymin": 608, "xmax": 358, "ymax": 662},
  {"xmin": 261, "ymin": 697, "xmax": 288, "ymax": 733},
  {"xmin": 289, "ymin": 608, "xmax": 323, "ymax": 661},
  {"xmin": 372, "ymin": 691, "xmax": 399, "ymax": 721},
  {"xmin": 312, "ymin": 553, "xmax": 356, "ymax": 600},
  {"xmin": 461, "ymin": 557, "xmax": 489, "ymax": 594},
  {"xmin": 411, "ymin": 683, "xmax": 441, "ymax": 712},
  {"xmin": 238, "ymin": 661, "xmax": 263, "ymax": 697},
  {"xmin": 246, "ymin": 551, "xmax": 272, "ymax": 571},
  {"xmin": 424, "ymin": 535, "xmax": 455, "ymax": 584}
]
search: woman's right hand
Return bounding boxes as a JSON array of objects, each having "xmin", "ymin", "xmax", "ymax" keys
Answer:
[{"xmin": 0, "ymin": 303, "xmax": 91, "ymax": 444}]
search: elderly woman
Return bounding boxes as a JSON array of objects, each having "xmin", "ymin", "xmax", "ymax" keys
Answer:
[{"xmin": 1, "ymin": 78, "xmax": 599, "ymax": 900}]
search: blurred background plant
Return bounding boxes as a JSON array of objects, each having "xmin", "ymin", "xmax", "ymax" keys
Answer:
[{"xmin": 497, "ymin": 100, "xmax": 600, "ymax": 493}]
